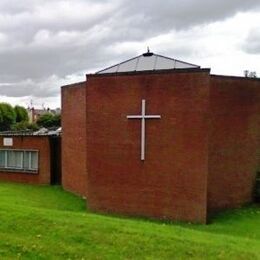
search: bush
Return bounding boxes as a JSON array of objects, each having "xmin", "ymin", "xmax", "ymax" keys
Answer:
[
  {"xmin": 37, "ymin": 113, "xmax": 60, "ymax": 128},
  {"xmin": 27, "ymin": 123, "xmax": 39, "ymax": 131},
  {"xmin": 11, "ymin": 121, "xmax": 39, "ymax": 131}
]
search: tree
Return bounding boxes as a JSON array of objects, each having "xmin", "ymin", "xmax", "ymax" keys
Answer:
[
  {"xmin": 244, "ymin": 70, "xmax": 257, "ymax": 78},
  {"xmin": 53, "ymin": 114, "xmax": 61, "ymax": 126},
  {"xmin": 0, "ymin": 103, "xmax": 16, "ymax": 131},
  {"xmin": 37, "ymin": 113, "xmax": 61, "ymax": 128},
  {"xmin": 14, "ymin": 105, "xmax": 29, "ymax": 123}
]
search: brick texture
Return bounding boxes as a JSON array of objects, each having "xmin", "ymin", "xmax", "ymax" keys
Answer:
[
  {"xmin": 62, "ymin": 69, "xmax": 260, "ymax": 223},
  {"xmin": 86, "ymin": 70, "xmax": 210, "ymax": 223},
  {"xmin": 208, "ymin": 76, "xmax": 260, "ymax": 213},
  {"xmin": 61, "ymin": 81, "xmax": 88, "ymax": 197},
  {"xmin": 0, "ymin": 136, "xmax": 51, "ymax": 184}
]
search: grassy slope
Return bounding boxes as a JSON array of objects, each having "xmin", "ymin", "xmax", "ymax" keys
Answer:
[{"xmin": 0, "ymin": 182, "xmax": 259, "ymax": 260}]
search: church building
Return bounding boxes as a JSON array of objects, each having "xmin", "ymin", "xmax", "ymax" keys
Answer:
[{"xmin": 62, "ymin": 51, "xmax": 260, "ymax": 223}]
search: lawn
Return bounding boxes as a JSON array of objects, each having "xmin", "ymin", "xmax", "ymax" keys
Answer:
[{"xmin": 0, "ymin": 182, "xmax": 259, "ymax": 259}]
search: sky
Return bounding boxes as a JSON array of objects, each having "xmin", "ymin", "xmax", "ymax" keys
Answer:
[{"xmin": 0, "ymin": 0, "xmax": 260, "ymax": 109}]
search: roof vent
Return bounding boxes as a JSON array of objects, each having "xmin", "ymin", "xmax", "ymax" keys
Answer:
[{"xmin": 143, "ymin": 47, "xmax": 153, "ymax": 57}]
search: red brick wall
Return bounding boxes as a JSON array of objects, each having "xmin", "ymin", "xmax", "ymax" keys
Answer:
[
  {"xmin": 208, "ymin": 76, "xmax": 260, "ymax": 213},
  {"xmin": 61, "ymin": 81, "xmax": 88, "ymax": 197},
  {"xmin": 86, "ymin": 70, "xmax": 210, "ymax": 223},
  {"xmin": 0, "ymin": 136, "xmax": 51, "ymax": 184}
]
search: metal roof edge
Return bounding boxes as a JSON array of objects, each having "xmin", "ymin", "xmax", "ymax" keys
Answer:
[
  {"xmin": 88, "ymin": 67, "xmax": 211, "ymax": 77},
  {"xmin": 210, "ymin": 74, "xmax": 260, "ymax": 81}
]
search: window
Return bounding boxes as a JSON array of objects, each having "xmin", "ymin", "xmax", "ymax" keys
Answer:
[{"xmin": 0, "ymin": 150, "xmax": 39, "ymax": 173}]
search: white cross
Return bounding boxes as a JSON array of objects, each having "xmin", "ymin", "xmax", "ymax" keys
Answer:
[{"xmin": 127, "ymin": 99, "xmax": 161, "ymax": 161}]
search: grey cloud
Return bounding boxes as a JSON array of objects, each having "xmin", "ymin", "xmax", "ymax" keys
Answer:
[
  {"xmin": 243, "ymin": 28, "xmax": 260, "ymax": 54},
  {"xmin": 0, "ymin": 0, "xmax": 260, "ymax": 99},
  {"xmin": 122, "ymin": 0, "xmax": 260, "ymax": 29},
  {"xmin": 0, "ymin": 76, "xmax": 62, "ymax": 98}
]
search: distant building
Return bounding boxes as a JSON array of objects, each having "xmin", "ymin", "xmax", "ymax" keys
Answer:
[
  {"xmin": 60, "ymin": 51, "xmax": 259, "ymax": 223},
  {"xmin": 27, "ymin": 107, "xmax": 61, "ymax": 123}
]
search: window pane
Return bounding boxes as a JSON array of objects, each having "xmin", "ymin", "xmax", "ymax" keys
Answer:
[
  {"xmin": 23, "ymin": 151, "xmax": 30, "ymax": 169},
  {"xmin": 31, "ymin": 152, "xmax": 38, "ymax": 170},
  {"xmin": 0, "ymin": 151, "xmax": 5, "ymax": 167},
  {"xmin": 0, "ymin": 150, "xmax": 38, "ymax": 172},
  {"xmin": 7, "ymin": 151, "xmax": 23, "ymax": 169}
]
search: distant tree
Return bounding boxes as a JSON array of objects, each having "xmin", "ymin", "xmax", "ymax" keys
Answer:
[
  {"xmin": 14, "ymin": 105, "xmax": 29, "ymax": 123},
  {"xmin": 37, "ymin": 113, "xmax": 61, "ymax": 128},
  {"xmin": 244, "ymin": 70, "xmax": 257, "ymax": 78},
  {"xmin": 0, "ymin": 103, "xmax": 16, "ymax": 131},
  {"xmin": 53, "ymin": 114, "xmax": 61, "ymax": 126}
]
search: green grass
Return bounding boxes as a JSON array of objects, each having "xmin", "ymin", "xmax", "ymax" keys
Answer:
[{"xmin": 0, "ymin": 182, "xmax": 259, "ymax": 259}]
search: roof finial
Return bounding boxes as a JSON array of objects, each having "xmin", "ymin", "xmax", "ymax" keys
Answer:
[{"xmin": 143, "ymin": 47, "xmax": 153, "ymax": 57}]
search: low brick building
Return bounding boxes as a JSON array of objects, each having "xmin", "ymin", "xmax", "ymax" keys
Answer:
[
  {"xmin": 62, "ymin": 51, "xmax": 260, "ymax": 223},
  {"xmin": 0, "ymin": 130, "xmax": 61, "ymax": 185}
]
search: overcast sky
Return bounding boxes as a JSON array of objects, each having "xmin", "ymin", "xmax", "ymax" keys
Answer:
[{"xmin": 0, "ymin": 0, "xmax": 260, "ymax": 108}]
